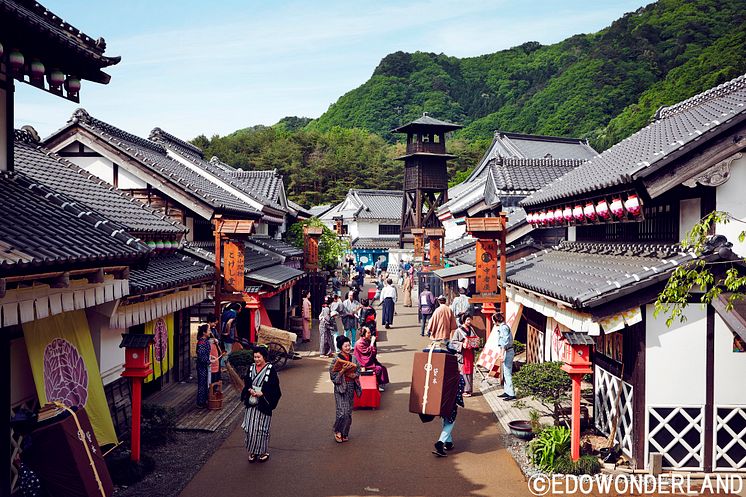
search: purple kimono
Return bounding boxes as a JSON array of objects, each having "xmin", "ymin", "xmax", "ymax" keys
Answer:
[{"xmin": 353, "ymin": 337, "xmax": 389, "ymax": 386}]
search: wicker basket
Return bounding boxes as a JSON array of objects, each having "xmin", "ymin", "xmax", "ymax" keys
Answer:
[{"xmin": 257, "ymin": 325, "xmax": 296, "ymax": 351}]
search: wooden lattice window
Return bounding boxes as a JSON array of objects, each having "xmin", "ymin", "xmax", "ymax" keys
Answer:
[
  {"xmin": 594, "ymin": 330, "xmax": 623, "ymax": 363},
  {"xmin": 715, "ymin": 406, "xmax": 746, "ymax": 470},
  {"xmin": 594, "ymin": 365, "xmax": 633, "ymax": 457},
  {"xmin": 527, "ymin": 324, "xmax": 544, "ymax": 363},
  {"xmin": 647, "ymin": 406, "xmax": 704, "ymax": 470}
]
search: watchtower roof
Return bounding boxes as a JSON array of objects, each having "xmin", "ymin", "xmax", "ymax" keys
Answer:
[{"xmin": 392, "ymin": 113, "xmax": 462, "ymax": 134}]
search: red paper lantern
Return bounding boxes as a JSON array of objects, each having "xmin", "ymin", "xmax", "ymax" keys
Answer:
[
  {"xmin": 584, "ymin": 203, "xmax": 597, "ymax": 222},
  {"xmin": 573, "ymin": 205, "xmax": 584, "ymax": 222},
  {"xmin": 553, "ymin": 208, "xmax": 563, "ymax": 225},
  {"xmin": 538, "ymin": 211, "xmax": 547, "ymax": 226},
  {"xmin": 624, "ymin": 194, "xmax": 641, "ymax": 217},
  {"xmin": 563, "ymin": 207, "xmax": 573, "ymax": 223},
  {"xmin": 610, "ymin": 198, "xmax": 624, "ymax": 219},
  {"xmin": 596, "ymin": 199, "xmax": 610, "ymax": 220}
]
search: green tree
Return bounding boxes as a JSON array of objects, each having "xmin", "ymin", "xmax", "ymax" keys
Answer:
[{"xmin": 286, "ymin": 218, "xmax": 350, "ymax": 271}]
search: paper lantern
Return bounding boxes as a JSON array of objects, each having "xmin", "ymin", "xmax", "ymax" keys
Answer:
[
  {"xmin": 538, "ymin": 211, "xmax": 547, "ymax": 226},
  {"xmin": 155, "ymin": 241, "xmax": 165, "ymax": 250},
  {"xmin": 47, "ymin": 69, "xmax": 65, "ymax": 88},
  {"xmin": 610, "ymin": 198, "xmax": 624, "ymax": 219},
  {"xmin": 146, "ymin": 241, "xmax": 156, "ymax": 249},
  {"xmin": 624, "ymin": 194, "xmax": 641, "ymax": 217},
  {"xmin": 65, "ymin": 76, "xmax": 81, "ymax": 94},
  {"xmin": 553, "ymin": 208, "xmax": 564, "ymax": 225},
  {"xmin": 30, "ymin": 59, "xmax": 45, "ymax": 80},
  {"xmin": 0, "ymin": 43, "xmax": 4, "ymax": 59},
  {"xmin": 8, "ymin": 50, "xmax": 24, "ymax": 73},
  {"xmin": 563, "ymin": 207, "xmax": 573, "ymax": 223},
  {"xmin": 573, "ymin": 205, "xmax": 584, "ymax": 222},
  {"xmin": 596, "ymin": 199, "xmax": 610, "ymax": 220},
  {"xmin": 584, "ymin": 203, "xmax": 597, "ymax": 222},
  {"xmin": 526, "ymin": 213, "xmax": 535, "ymax": 225}
]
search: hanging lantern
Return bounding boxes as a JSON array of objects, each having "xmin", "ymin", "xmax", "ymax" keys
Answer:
[
  {"xmin": 0, "ymin": 43, "xmax": 4, "ymax": 59},
  {"xmin": 526, "ymin": 212, "xmax": 535, "ymax": 225},
  {"xmin": 8, "ymin": 50, "xmax": 24, "ymax": 73},
  {"xmin": 30, "ymin": 59, "xmax": 45, "ymax": 80},
  {"xmin": 65, "ymin": 76, "xmax": 81, "ymax": 94},
  {"xmin": 47, "ymin": 69, "xmax": 65, "ymax": 88},
  {"xmin": 538, "ymin": 211, "xmax": 547, "ymax": 226},
  {"xmin": 554, "ymin": 207, "xmax": 565, "ymax": 224},
  {"xmin": 146, "ymin": 240, "xmax": 156, "ymax": 249},
  {"xmin": 596, "ymin": 199, "xmax": 610, "ymax": 220},
  {"xmin": 624, "ymin": 194, "xmax": 641, "ymax": 217},
  {"xmin": 573, "ymin": 205, "xmax": 584, "ymax": 223},
  {"xmin": 155, "ymin": 241, "xmax": 165, "ymax": 250},
  {"xmin": 584, "ymin": 202, "xmax": 597, "ymax": 222},
  {"xmin": 563, "ymin": 206, "xmax": 573, "ymax": 223},
  {"xmin": 610, "ymin": 198, "xmax": 624, "ymax": 219}
]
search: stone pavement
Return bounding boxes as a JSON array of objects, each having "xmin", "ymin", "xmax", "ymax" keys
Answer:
[{"xmin": 179, "ymin": 295, "xmax": 527, "ymax": 497}]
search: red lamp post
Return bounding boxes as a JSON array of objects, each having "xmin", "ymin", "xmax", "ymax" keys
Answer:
[
  {"xmin": 119, "ymin": 334, "xmax": 155, "ymax": 462},
  {"xmin": 245, "ymin": 295, "xmax": 261, "ymax": 344},
  {"xmin": 560, "ymin": 332, "xmax": 594, "ymax": 461}
]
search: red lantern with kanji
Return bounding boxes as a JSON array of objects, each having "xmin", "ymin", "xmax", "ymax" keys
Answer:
[
  {"xmin": 573, "ymin": 205, "xmax": 584, "ymax": 223},
  {"xmin": 563, "ymin": 206, "xmax": 573, "ymax": 223},
  {"xmin": 610, "ymin": 198, "xmax": 624, "ymax": 219},
  {"xmin": 596, "ymin": 199, "xmax": 610, "ymax": 220},
  {"xmin": 624, "ymin": 194, "xmax": 641, "ymax": 217}
]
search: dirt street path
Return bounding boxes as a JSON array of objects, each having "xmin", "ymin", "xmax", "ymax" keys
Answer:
[{"xmin": 179, "ymin": 296, "xmax": 527, "ymax": 497}]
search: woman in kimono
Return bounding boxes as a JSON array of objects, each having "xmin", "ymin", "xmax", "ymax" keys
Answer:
[
  {"xmin": 450, "ymin": 315, "xmax": 478, "ymax": 396},
  {"xmin": 353, "ymin": 327, "xmax": 389, "ymax": 391},
  {"xmin": 330, "ymin": 335, "xmax": 361, "ymax": 443},
  {"xmin": 195, "ymin": 325, "xmax": 211, "ymax": 408},
  {"xmin": 318, "ymin": 296, "xmax": 335, "ymax": 357},
  {"xmin": 402, "ymin": 271, "xmax": 413, "ymax": 307},
  {"xmin": 241, "ymin": 347, "xmax": 282, "ymax": 462},
  {"xmin": 302, "ymin": 291, "xmax": 312, "ymax": 343}
]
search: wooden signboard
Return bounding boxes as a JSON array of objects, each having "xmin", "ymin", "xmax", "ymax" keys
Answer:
[
  {"xmin": 223, "ymin": 240, "xmax": 245, "ymax": 293},
  {"xmin": 475, "ymin": 239, "xmax": 498, "ymax": 295}
]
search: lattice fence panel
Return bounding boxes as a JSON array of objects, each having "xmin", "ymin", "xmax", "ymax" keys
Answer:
[
  {"xmin": 647, "ymin": 406, "xmax": 704, "ymax": 470},
  {"xmin": 594, "ymin": 365, "xmax": 633, "ymax": 456},
  {"xmin": 527, "ymin": 324, "xmax": 543, "ymax": 364},
  {"xmin": 10, "ymin": 397, "xmax": 40, "ymax": 494},
  {"xmin": 715, "ymin": 406, "xmax": 746, "ymax": 471}
]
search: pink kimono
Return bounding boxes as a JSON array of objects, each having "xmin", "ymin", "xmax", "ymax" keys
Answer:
[
  {"xmin": 302, "ymin": 297, "xmax": 312, "ymax": 341},
  {"xmin": 353, "ymin": 337, "xmax": 389, "ymax": 386}
]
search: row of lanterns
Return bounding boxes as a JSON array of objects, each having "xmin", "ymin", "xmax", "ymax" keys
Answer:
[
  {"xmin": 1, "ymin": 43, "xmax": 81, "ymax": 95},
  {"xmin": 527, "ymin": 194, "xmax": 642, "ymax": 227},
  {"xmin": 146, "ymin": 240, "xmax": 180, "ymax": 251}
]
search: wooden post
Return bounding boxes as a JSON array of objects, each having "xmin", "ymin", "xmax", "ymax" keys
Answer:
[
  {"xmin": 130, "ymin": 378, "xmax": 143, "ymax": 462},
  {"xmin": 304, "ymin": 226, "xmax": 323, "ymax": 272},
  {"xmin": 214, "ymin": 216, "xmax": 223, "ymax": 317},
  {"xmin": 571, "ymin": 374, "xmax": 582, "ymax": 461},
  {"xmin": 426, "ymin": 228, "xmax": 445, "ymax": 269},
  {"xmin": 412, "ymin": 228, "xmax": 425, "ymax": 261},
  {"xmin": 466, "ymin": 217, "xmax": 507, "ymax": 341}
]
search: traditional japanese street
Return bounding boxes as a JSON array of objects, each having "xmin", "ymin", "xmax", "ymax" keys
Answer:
[{"xmin": 180, "ymin": 298, "xmax": 526, "ymax": 497}]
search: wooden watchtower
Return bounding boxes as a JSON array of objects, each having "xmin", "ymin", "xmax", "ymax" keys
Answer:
[{"xmin": 393, "ymin": 113, "xmax": 462, "ymax": 249}]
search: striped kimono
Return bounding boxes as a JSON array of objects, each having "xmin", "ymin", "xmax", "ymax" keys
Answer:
[{"xmin": 241, "ymin": 363, "xmax": 281, "ymax": 455}]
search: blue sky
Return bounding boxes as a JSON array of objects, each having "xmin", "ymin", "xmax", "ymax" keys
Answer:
[{"xmin": 15, "ymin": 0, "xmax": 648, "ymax": 140}]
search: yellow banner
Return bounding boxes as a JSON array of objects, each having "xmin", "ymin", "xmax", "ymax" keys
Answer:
[
  {"xmin": 23, "ymin": 310, "xmax": 118, "ymax": 447},
  {"xmin": 144, "ymin": 314, "xmax": 174, "ymax": 383}
]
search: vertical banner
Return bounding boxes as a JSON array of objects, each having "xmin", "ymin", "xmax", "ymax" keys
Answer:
[
  {"xmin": 144, "ymin": 313, "xmax": 174, "ymax": 383},
  {"xmin": 475, "ymin": 239, "xmax": 498, "ymax": 294},
  {"xmin": 223, "ymin": 240, "xmax": 245, "ymax": 293},
  {"xmin": 23, "ymin": 310, "xmax": 118, "ymax": 447}
]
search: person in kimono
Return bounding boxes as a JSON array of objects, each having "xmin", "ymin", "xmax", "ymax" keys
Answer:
[
  {"xmin": 353, "ymin": 326, "xmax": 389, "ymax": 391},
  {"xmin": 380, "ymin": 278, "xmax": 397, "ymax": 329},
  {"xmin": 450, "ymin": 315, "xmax": 478, "ymax": 396},
  {"xmin": 318, "ymin": 296, "xmax": 335, "ymax": 357},
  {"xmin": 426, "ymin": 295, "xmax": 458, "ymax": 341},
  {"xmin": 241, "ymin": 347, "xmax": 282, "ymax": 462},
  {"xmin": 402, "ymin": 271, "xmax": 413, "ymax": 307},
  {"xmin": 330, "ymin": 335, "xmax": 361, "ymax": 443},
  {"xmin": 341, "ymin": 290, "xmax": 361, "ymax": 343},
  {"xmin": 302, "ymin": 290, "xmax": 312, "ymax": 343},
  {"xmin": 195, "ymin": 325, "xmax": 211, "ymax": 408}
]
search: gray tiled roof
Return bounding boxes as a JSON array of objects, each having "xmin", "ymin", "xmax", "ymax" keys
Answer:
[
  {"xmin": 309, "ymin": 205, "xmax": 332, "ymax": 217},
  {"xmin": 287, "ymin": 199, "xmax": 312, "ymax": 217},
  {"xmin": 0, "ymin": 170, "xmax": 149, "ymax": 275},
  {"xmin": 231, "ymin": 169, "xmax": 284, "ymax": 205},
  {"xmin": 505, "ymin": 241, "xmax": 715, "ymax": 308},
  {"xmin": 15, "ymin": 131, "xmax": 186, "ymax": 237},
  {"xmin": 245, "ymin": 264, "xmax": 305, "ymax": 287},
  {"xmin": 445, "ymin": 236, "xmax": 476, "ymax": 257},
  {"xmin": 434, "ymin": 264, "xmax": 476, "ymax": 279},
  {"xmin": 392, "ymin": 114, "xmax": 462, "ymax": 133},
  {"xmin": 249, "ymin": 237, "xmax": 303, "ymax": 258},
  {"xmin": 351, "ymin": 237, "xmax": 400, "ymax": 249},
  {"xmin": 523, "ymin": 73, "xmax": 746, "ymax": 207},
  {"xmin": 326, "ymin": 189, "xmax": 404, "ymax": 221},
  {"xmin": 128, "ymin": 252, "xmax": 214, "ymax": 294},
  {"xmin": 58, "ymin": 109, "xmax": 261, "ymax": 218},
  {"xmin": 490, "ymin": 158, "xmax": 585, "ymax": 193}
]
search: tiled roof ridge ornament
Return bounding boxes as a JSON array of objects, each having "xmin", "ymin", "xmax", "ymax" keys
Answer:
[
  {"xmin": 149, "ymin": 127, "xmax": 204, "ymax": 158},
  {"xmin": 656, "ymin": 72, "xmax": 746, "ymax": 120},
  {"xmin": 14, "ymin": 127, "xmax": 40, "ymax": 144},
  {"xmin": 71, "ymin": 107, "xmax": 91, "ymax": 124}
]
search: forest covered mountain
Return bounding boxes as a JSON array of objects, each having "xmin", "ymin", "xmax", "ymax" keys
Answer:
[{"xmin": 194, "ymin": 0, "xmax": 746, "ymax": 207}]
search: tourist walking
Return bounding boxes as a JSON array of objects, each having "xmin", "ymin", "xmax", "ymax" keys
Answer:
[
  {"xmin": 330, "ymin": 336, "xmax": 361, "ymax": 443},
  {"xmin": 494, "ymin": 313, "xmax": 516, "ymax": 401},
  {"xmin": 341, "ymin": 290, "xmax": 361, "ymax": 343},
  {"xmin": 380, "ymin": 278, "xmax": 397, "ymax": 329},
  {"xmin": 419, "ymin": 285, "xmax": 437, "ymax": 336},
  {"xmin": 318, "ymin": 296, "xmax": 335, "ymax": 357},
  {"xmin": 195, "ymin": 325, "xmax": 211, "ymax": 408},
  {"xmin": 302, "ymin": 291, "xmax": 312, "ymax": 343},
  {"xmin": 241, "ymin": 347, "xmax": 282, "ymax": 463},
  {"xmin": 426, "ymin": 295, "xmax": 457, "ymax": 341},
  {"xmin": 433, "ymin": 375, "xmax": 466, "ymax": 457},
  {"xmin": 451, "ymin": 315, "xmax": 478, "ymax": 396},
  {"xmin": 354, "ymin": 327, "xmax": 389, "ymax": 391},
  {"xmin": 402, "ymin": 270, "xmax": 413, "ymax": 307}
]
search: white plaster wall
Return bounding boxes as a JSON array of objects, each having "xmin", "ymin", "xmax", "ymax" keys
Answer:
[
  {"xmin": 716, "ymin": 154, "xmax": 746, "ymax": 257},
  {"xmin": 356, "ymin": 221, "xmax": 380, "ymax": 238},
  {"xmin": 69, "ymin": 155, "xmax": 115, "ymax": 184},
  {"xmin": 118, "ymin": 165, "xmax": 147, "ymax": 189},
  {"xmin": 679, "ymin": 198, "xmax": 701, "ymax": 242},
  {"xmin": 10, "ymin": 337, "xmax": 37, "ymax": 405},
  {"xmin": 443, "ymin": 218, "xmax": 466, "ymax": 241},
  {"xmin": 98, "ymin": 325, "xmax": 126, "ymax": 386},
  {"xmin": 255, "ymin": 222, "xmax": 269, "ymax": 236},
  {"xmin": 645, "ymin": 304, "xmax": 707, "ymax": 405},
  {"xmin": 348, "ymin": 221, "xmax": 360, "ymax": 240},
  {"xmin": 714, "ymin": 314, "xmax": 746, "ymax": 406}
]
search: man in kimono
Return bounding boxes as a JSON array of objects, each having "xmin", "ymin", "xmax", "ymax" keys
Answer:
[{"xmin": 426, "ymin": 295, "xmax": 458, "ymax": 341}]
